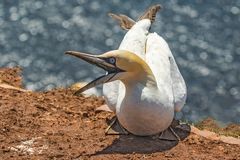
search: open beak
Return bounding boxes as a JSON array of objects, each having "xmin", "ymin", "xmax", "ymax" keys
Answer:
[{"xmin": 65, "ymin": 51, "xmax": 124, "ymax": 95}]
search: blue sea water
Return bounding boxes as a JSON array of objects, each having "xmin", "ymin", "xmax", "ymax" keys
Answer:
[{"xmin": 0, "ymin": 0, "xmax": 240, "ymax": 124}]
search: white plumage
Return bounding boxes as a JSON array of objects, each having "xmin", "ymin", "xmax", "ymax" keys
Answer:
[
  {"xmin": 103, "ymin": 19, "xmax": 150, "ymax": 113},
  {"xmin": 103, "ymin": 19, "xmax": 187, "ymax": 135}
]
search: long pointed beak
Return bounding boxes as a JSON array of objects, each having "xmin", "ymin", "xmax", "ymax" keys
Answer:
[
  {"xmin": 65, "ymin": 51, "xmax": 124, "ymax": 95},
  {"xmin": 65, "ymin": 51, "xmax": 115, "ymax": 71}
]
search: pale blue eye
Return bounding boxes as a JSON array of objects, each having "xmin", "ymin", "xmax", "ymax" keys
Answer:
[{"xmin": 109, "ymin": 57, "xmax": 116, "ymax": 64}]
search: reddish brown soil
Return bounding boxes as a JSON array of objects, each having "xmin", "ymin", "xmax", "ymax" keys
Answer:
[
  {"xmin": 0, "ymin": 67, "xmax": 240, "ymax": 160},
  {"xmin": 196, "ymin": 117, "xmax": 240, "ymax": 138}
]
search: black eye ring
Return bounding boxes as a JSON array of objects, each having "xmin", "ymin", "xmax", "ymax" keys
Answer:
[{"xmin": 108, "ymin": 57, "xmax": 116, "ymax": 64}]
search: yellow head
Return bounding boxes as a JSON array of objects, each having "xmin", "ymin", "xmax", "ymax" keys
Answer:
[{"xmin": 65, "ymin": 50, "xmax": 156, "ymax": 95}]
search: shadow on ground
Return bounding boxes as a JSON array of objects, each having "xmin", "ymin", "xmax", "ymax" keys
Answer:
[{"xmin": 95, "ymin": 119, "xmax": 191, "ymax": 154}]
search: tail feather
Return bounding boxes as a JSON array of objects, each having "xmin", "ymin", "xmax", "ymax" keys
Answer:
[
  {"xmin": 137, "ymin": 4, "xmax": 162, "ymax": 23},
  {"xmin": 108, "ymin": 13, "xmax": 135, "ymax": 30},
  {"xmin": 108, "ymin": 4, "xmax": 162, "ymax": 30}
]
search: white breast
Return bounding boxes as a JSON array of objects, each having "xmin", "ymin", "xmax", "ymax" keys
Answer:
[{"xmin": 116, "ymin": 82, "xmax": 174, "ymax": 136}]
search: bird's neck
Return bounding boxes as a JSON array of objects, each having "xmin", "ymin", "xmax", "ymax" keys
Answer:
[
  {"xmin": 118, "ymin": 74, "xmax": 160, "ymax": 110},
  {"xmin": 119, "ymin": 73, "xmax": 171, "ymax": 112},
  {"xmin": 122, "ymin": 71, "xmax": 158, "ymax": 90}
]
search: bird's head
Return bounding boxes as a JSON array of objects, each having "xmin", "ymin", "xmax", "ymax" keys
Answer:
[{"xmin": 65, "ymin": 50, "xmax": 155, "ymax": 95}]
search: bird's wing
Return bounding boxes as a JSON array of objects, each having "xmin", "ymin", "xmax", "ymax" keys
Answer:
[
  {"xmin": 119, "ymin": 19, "xmax": 151, "ymax": 60},
  {"xmin": 108, "ymin": 13, "xmax": 135, "ymax": 30},
  {"xmin": 102, "ymin": 81, "xmax": 119, "ymax": 113},
  {"xmin": 145, "ymin": 33, "xmax": 173, "ymax": 103},
  {"xmin": 146, "ymin": 33, "xmax": 187, "ymax": 112},
  {"xmin": 169, "ymin": 54, "xmax": 187, "ymax": 112},
  {"xmin": 103, "ymin": 19, "xmax": 151, "ymax": 112},
  {"xmin": 137, "ymin": 4, "xmax": 162, "ymax": 23},
  {"xmin": 108, "ymin": 4, "xmax": 161, "ymax": 31}
]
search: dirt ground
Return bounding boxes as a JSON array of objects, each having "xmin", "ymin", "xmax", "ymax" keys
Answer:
[{"xmin": 0, "ymin": 67, "xmax": 240, "ymax": 160}]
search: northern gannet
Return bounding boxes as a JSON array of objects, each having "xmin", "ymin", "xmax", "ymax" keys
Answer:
[
  {"xmin": 103, "ymin": 5, "xmax": 162, "ymax": 113},
  {"xmin": 65, "ymin": 4, "xmax": 187, "ymax": 137}
]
